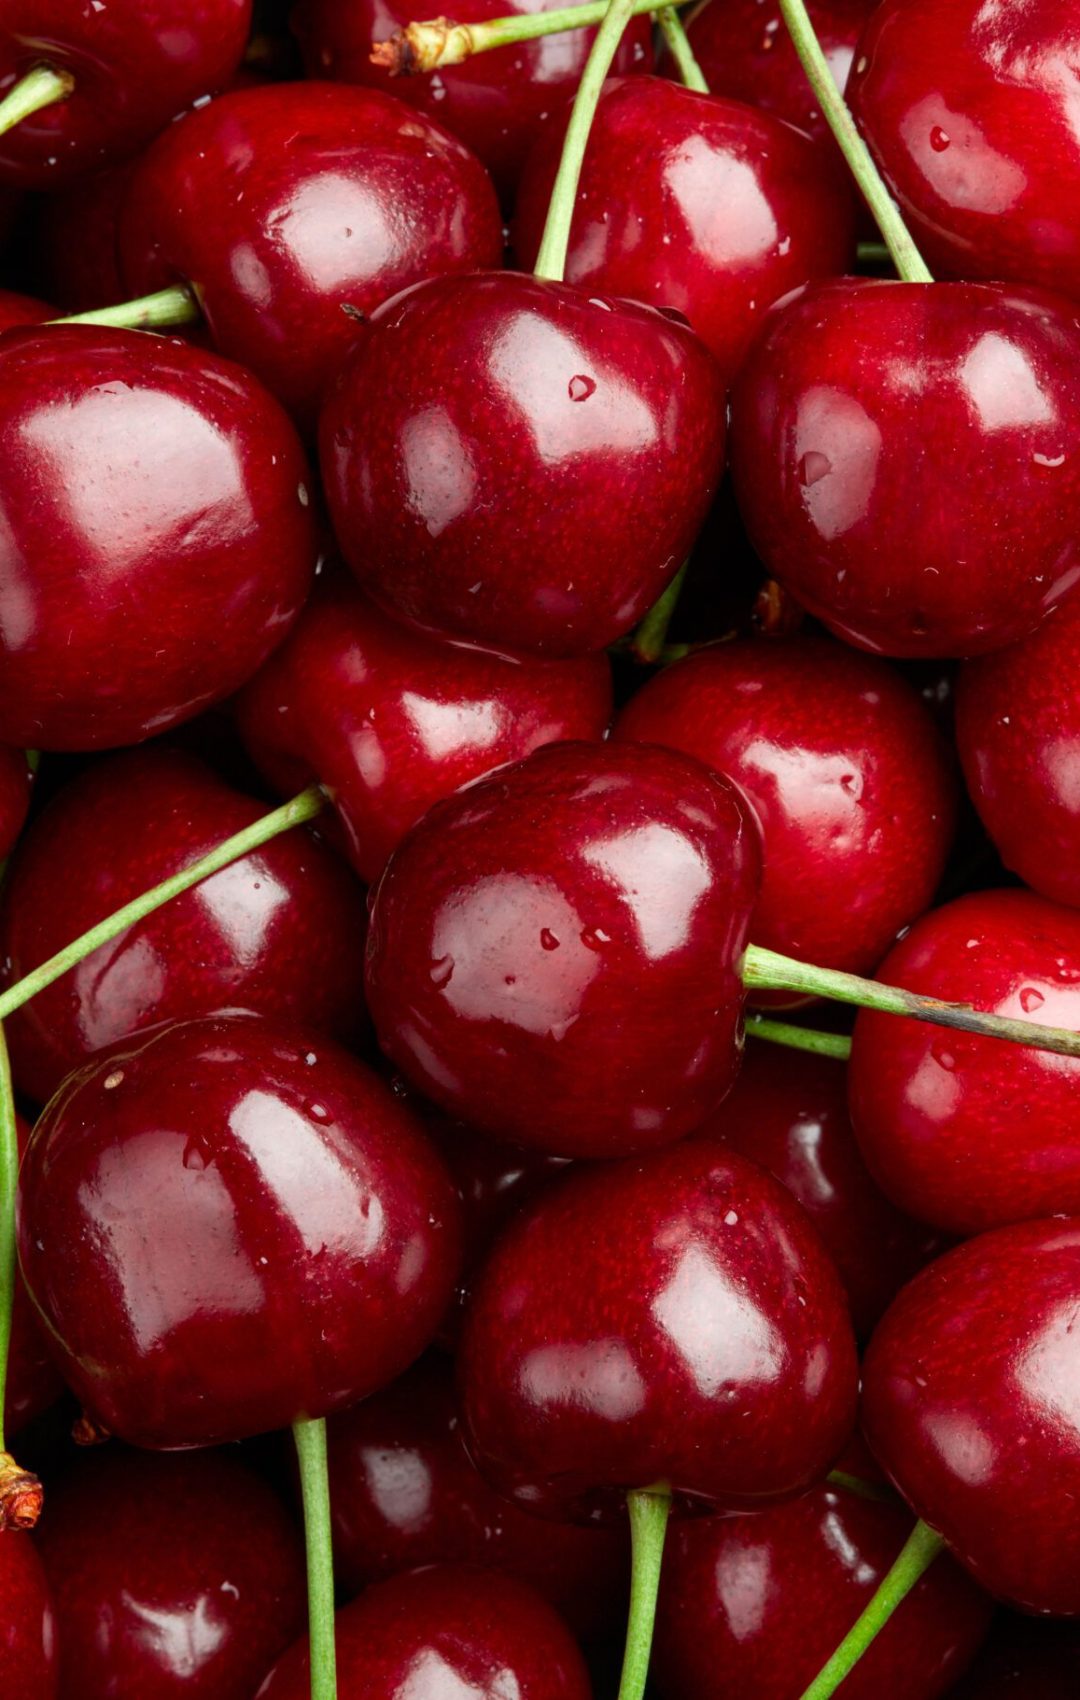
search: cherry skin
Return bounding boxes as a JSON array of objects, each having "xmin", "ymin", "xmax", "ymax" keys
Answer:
[
  {"xmin": 513, "ymin": 78, "xmax": 855, "ymax": 381},
  {"xmin": 652, "ymin": 1478, "xmax": 991, "ymax": 1700},
  {"xmin": 365, "ymin": 740, "xmax": 761, "ymax": 1159},
  {"xmin": 0, "ymin": 1534, "xmax": 57, "ymax": 1699},
  {"xmin": 254, "ymin": 1565, "xmax": 592, "ymax": 1699},
  {"xmin": 863, "ymin": 1217, "xmax": 1080, "ymax": 1614},
  {"xmin": 0, "ymin": 326, "xmax": 316, "ymax": 751},
  {"xmin": 36, "ymin": 1446, "xmax": 306, "ymax": 1699},
  {"xmin": 234, "ymin": 572, "xmax": 613, "ymax": 884},
  {"xmin": 615, "ymin": 634, "xmax": 956, "ymax": 983},
  {"xmin": 7, "ymin": 1113, "xmax": 65, "ymax": 1437},
  {"xmin": 0, "ymin": 290, "xmax": 51, "ymax": 332},
  {"xmin": 321, "ymin": 272, "xmax": 726, "ymax": 659},
  {"xmin": 849, "ymin": 889, "xmax": 1080, "ymax": 1239},
  {"xmin": 119, "ymin": 83, "xmax": 504, "ymax": 429},
  {"xmin": 0, "ymin": 746, "xmax": 369, "ymax": 1106},
  {"xmin": 730, "ymin": 279, "xmax": 1080, "ymax": 659},
  {"xmin": 17, "ymin": 1011, "xmax": 462, "ymax": 1448}
]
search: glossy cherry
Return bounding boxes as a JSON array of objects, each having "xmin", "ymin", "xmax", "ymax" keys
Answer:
[
  {"xmin": 365, "ymin": 740, "xmax": 761, "ymax": 1158},
  {"xmin": 321, "ymin": 272, "xmax": 726, "ymax": 658},
  {"xmin": 254, "ymin": 1565, "xmax": 592, "ymax": 1699},
  {"xmin": 235, "ymin": 572, "xmax": 613, "ymax": 883},
  {"xmin": 863, "ymin": 1218, "xmax": 1080, "ymax": 1614},
  {"xmin": 0, "ymin": 326, "xmax": 316, "ymax": 751},
  {"xmin": 7, "ymin": 1113, "xmax": 65, "ymax": 1437},
  {"xmin": 36, "ymin": 1446, "xmax": 305, "ymax": 1699},
  {"xmin": 615, "ymin": 634, "xmax": 956, "ymax": 981},
  {"xmin": 730, "ymin": 279, "xmax": 1080, "ymax": 658},
  {"xmin": 17, "ymin": 1011, "xmax": 462, "ymax": 1448},
  {"xmin": 0, "ymin": 1533, "xmax": 56, "ymax": 1699},
  {"xmin": 0, "ymin": 746, "xmax": 369, "ymax": 1105},
  {"xmin": 119, "ymin": 82, "xmax": 504, "ymax": 427},
  {"xmin": 513, "ymin": 78, "xmax": 855, "ymax": 380}
]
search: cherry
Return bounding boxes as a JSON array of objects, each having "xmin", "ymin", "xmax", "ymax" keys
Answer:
[
  {"xmin": 0, "ymin": 0, "xmax": 252, "ymax": 189},
  {"xmin": 0, "ymin": 746, "xmax": 369, "ymax": 1106},
  {"xmin": 254, "ymin": 1564, "xmax": 593, "ymax": 1699},
  {"xmin": 36, "ymin": 1445, "xmax": 306, "ymax": 1699},
  {"xmin": 234, "ymin": 571, "xmax": 613, "ymax": 883},
  {"xmin": 7, "ymin": 1113, "xmax": 64, "ymax": 1438},
  {"xmin": 16, "ymin": 1011, "xmax": 462, "ymax": 1448},
  {"xmin": 614, "ymin": 634, "xmax": 956, "ymax": 983},
  {"xmin": 0, "ymin": 325, "xmax": 316, "ymax": 751},
  {"xmin": 652, "ymin": 1477, "xmax": 991, "ymax": 1699},
  {"xmin": 730, "ymin": 278, "xmax": 1080, "ymax": 658},
  {"xmin": 118, "ymin": 81, "xmax": 503, "ymax": 427},
  {"xmin": 365, "ymin": 740, "xmax": 760, "ymax": 1158},
  {"xmin": 0, "ymin": 1532, "xmax": 56, "ymax": 1698},
  {"xmin": 513, "ymin": 77, "xmax": 855, "ymax": 380},
  {"xmin": 320, "ymin": 271, "xmax": 726, "ymax": 658},
  {"xmin": 0, "ymin": 290, "xmax": 51, "ymax": 332}
]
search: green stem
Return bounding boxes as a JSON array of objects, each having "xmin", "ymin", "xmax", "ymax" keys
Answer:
[
  {"xmin": 798, "ymin": 1520, "xmax": 946, "ymax": 1699},
  {"xmin": 616, "ymin": 1484, "xmax": 672, "ymax": 1700},
  {"xmin": 534, "ymin": 0, "xmax": 636, "ymax": 281},
  {"xmin": 826, "ymin": 1470, "xmax": 896, "ymax": 1505},
  {"xmin": 857, "ymin": 239, "xmax": 892, "ymax": 267},
  {"xmin": 742, "ymin": 943, "xmax": 1080, "ymax": 1061},
  {"xmin": 656, "ymin": 8, "xmax": 709, "ymax": 92},
  {"xmin": 54, "ymin": 284, "xmax": 201, "ymax": 333},
  {"xmin": 0, "ymin": 786, "xmax": 324, "ymax": 1024},
  {"xmin": 747, "ymin": 1014, "xmax": 852, "ymax": 1062},
  {"xmin": 775, "ymin": 0, "xmax": 932, "ymax": 284},
  {"xmin": 632, "ymin": 562, "xmax": 690, "ymax": 663},
  {"xmin": 293, "ymin": 1418, "xmax": 338, "ymax": 1700},
  {"xmin": 372, "ymin": 0, "xmax": 679, "ymax": 73},
  {"xmin": 0, "ymin": 64, "xmax": 74, "ymax": 140}
]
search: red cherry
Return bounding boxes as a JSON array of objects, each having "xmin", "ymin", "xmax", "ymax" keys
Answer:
[
  {"xmin": 730, "ymin": 279, "xmax": 1080, "ymax": 658},
  {"xmin": 0, "ymin": 289, "xmax": 51, "ymax": 332},
  {"xmin": 0, "ymin": 1532, "xmax": 56, "ymax": 1698},
  {"xmin": 615, "ymin": 634, "xmax": 956, "ymax": 982},
  {"xmin": 235, "ymin": 573, "xmax": 612, "ymax": 883},
  {"xmin": 36, "ymin": 1446, "xmax": 306, "ymax": 1699},
  {"xmin": 7, "ymin": 1114, "xmax": 65, "ymax": 1438},
  {"xmin": 320, "ymin": 272, "xmax": 726, "ymax": 659},
  {"xmin": 16, "ymin": 1012, "xmax": 462, "ymax": 1447},
  {"xmin": 365, "ymin": 740, "xmax": 761, "ymax": 1158}
]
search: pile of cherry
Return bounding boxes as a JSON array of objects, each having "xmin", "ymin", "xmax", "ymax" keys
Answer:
[{"xmin": 6, "ymin": 0, "xmax": 1080, "ymax": 1695}]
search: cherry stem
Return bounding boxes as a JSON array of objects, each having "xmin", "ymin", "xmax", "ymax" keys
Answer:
[
  {"xmin": 798, "ymin": 1519, "xmax": 945, "ymax": 1699},
  {"xmin": 632, "ymin": 562, "xmax": 690, "ymax": 663},
  {"xmin": 616, "ymin": 1483, "xmax": 672, "ymax": 1700},
  {"xmin": 857, "ymin": 239, "xmax": 892, "ymax": 268},
  {"xmin": 742, "ymin": 943, "xmax": 1080, "ymax": 1061},
  {"xmin": 656, "ymin": 9, "xmax": 708, "ymax": 92},
  {"xmin": 0, "ymin": 1022, "xmax": 41, "ymax": 1532},
  {"xmin": 747, "ymin": 1014, "xmax": 852, "ymax": 1062},
  {"xmin": 0, "ymin": 785, "xmax": 324, "ymax": 1025},
  {"xmin": 293, "ymin": 1418, "xmax": 338, "ymax": 1700},
  {"xmin": 774, "ymin": 0, "xmax": 932, "ymax": 284},
  {"xmin": 0, "ymin": 64, "xmax": 74, "ymax": 140},
  {"xmin": 827, "ymin": 1470, "xmax": 896, "ymax": 1505},
  {"xmin": 372, "ymin": 0, "xmax": 675, "ymax": 74},
  {"xmin": 54, "ymin": 284, "xmax": 201, "ymax": 334}
]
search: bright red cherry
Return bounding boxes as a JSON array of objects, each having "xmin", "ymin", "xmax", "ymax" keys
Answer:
[
  {"xmin": 0, "ymin": 1533, "xmax": 56, "ymax": 1699},
  {"xmin": 0, "ymin": 747, "xmax": 369, "ymax": 1105},
  {"xmin": 365, "ymin": 740, "xmax": 761, "ymax": 1159},
  {"xmin": 730, "ymin": 279, "xmax": 1080, "ymax": 658},
  {"xmin": 254, "ymin": 1565, "xmax": 592, "ymax": 1699},
  {"xmin": 513, "ymin": 78, "xmax": 855, "ymax": 380},
  {"xmin": 615, "ymin": 634, "xmax": 956, "ymax": 982},
  {"xmin": 17, "ymin": 1012, "xmax": 462, "ymax": 1448},
  {"xmin": 321, "ymin": 272, "xmax": 726, "ymax": 659},
  {"xmin": 234, "ymin": 572, "xmax": 613, "ymax": 883},
  {"xmin": 36, "ymin": 1446, "xmax": 305, "ymax": 1699},
  {"xmin": 0, "ymin": 326, "xmax": 316, "ymax": 751},
  {"xmin": 119, "ymin": 82, "xmax": 503, "ymax": 427},
  {"xmin": 863, "ymin": 1218, "xmax": 1080, "ymax": 1613}
]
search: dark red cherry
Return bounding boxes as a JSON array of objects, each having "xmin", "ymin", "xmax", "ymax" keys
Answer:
[
  {"xmin": 863, "ymin": 1218, "xmax": 1080, "ymax": 1613},
  {"xmin": 0, "ymin": 745, "xmax": 31, "ymax": 862},
  {"xmin": 0, "ymin": 1533, "xmax": 56, "ymax": 1699},
  {"xmin": 615, "ymin": 634, "xmax": 956, "ymax": 982},
  {"xmin": 0, "ymin": 747, "xmax": 369, "ymax": 1106},
  {"xmin": 0, "ymin": 326, "xmax": 316, "ymax": 751},
  {"xmin": 292, "ymin": 0, "xmax": 651, "ymax": 201},
  {"xmin": 460, "ymin": 1138, "xmax": 857, "ymax": 1521},
  {"xmin": 696, "ymin": 1044, "xmax": 944, "ymax": 1337},
  {"xmin": 119, "ymin": 82, "xmax": 503, "ymax": 427},
  {"xmin": 7, "ymin": 1113, "xmax": 65, "ymax": 1437},
  {"xmin": 254, "ymin": 1565, "xmax": 592, "ymax": 1699},
  {"xmin": 0, "ymin": 0, "xmax": 251, "ymax": 189},
  {"xmin": 652, "ymin": 1478, "xmax": 991, "ymax": 1700},
  {"xmin": 513, "ymin": 78, "xmax": 855, "ymax": 381},
  {"xmin": 730, "ymin": 278, "xmax": 1080, "ymax": 658},
  {"xmin": 365, "ymin": 740, "xmax": 761, "ymax": 1159},
  {"xmin": 0, "ymin": 289, "xmax": 51, "ymax": 332},
  {"xmin": 17, "ymin": 1012, "xmax": 462, "ymax": 1448},
  {"xmin": 848, "ymin": 0, "xmax": 1080, "ymax": 301},
  {"xmin": 235, "ymin": 573, "xmax": 612, "ymax": 883},
  {"xmin": 849, "ymin": 889, "xmax": 1080, "ymax": 1238},
  {"xmin": 321, "ymin": 271, "xmax": 726, "ymax": 659},
  {"xmin": 326, "ymin": 1354, "xmax": 626, "ymax": 1638},
  {"xmin": 36, "ymin": 1446, "xmax": 305, "ymax": 1699}
]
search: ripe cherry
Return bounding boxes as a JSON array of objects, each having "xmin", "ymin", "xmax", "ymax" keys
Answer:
[
  {"xmin": 0, "ymin": 1532, "xmax": 56, "ymax": 1698},
  {"xmin": 0, "ymin": 290, "xmax": 50, "ymax": 332},
  {"xmin": 7, "ymin": 1113, "xmax": 64, "ymax": 1438}
]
